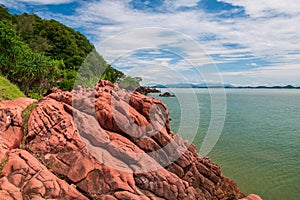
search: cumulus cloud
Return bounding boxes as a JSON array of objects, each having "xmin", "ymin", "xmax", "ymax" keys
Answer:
[
  {"xmin": 0, "ymin": 0, "xmax": 25, "ymax": 10},
  {"xmin": 221, "ymin": 64, "xmax": 300, "ymax": 86},
  {"xmin": 17, "ymin": 0, "xmax": 74, "ymax": 5},
  {"xmin": 3, "ymin": 0, "xmax": 300, "ymax": 85},
  {"xmin": 71, "ymin": 0, "xmax": 300, "ymax": 85},
  {"xmin": 66, "ymin": 0, "xmax": 300, "ymax": 64},
  {"xmin": 217, "ymin": 0, "xmax": 300, "ymax": 17},
  {"xmin": 165, "ymin": 0, "xmax": 199, "ymax": 9},
  {"xmin": 248, "ymin": 62, "xmax": 258, "ymax": 67},
  {"xmin": 0, "ymin": 0, "xmax": 74, "ymax": 11},
  {"xmin": 96, "ymin": 27, "xmax": 219, "ymax": 85}
]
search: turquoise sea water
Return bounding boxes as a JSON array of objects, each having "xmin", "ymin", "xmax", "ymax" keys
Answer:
[{"xmin": 151, "ymin": 89, "xmax": 300, "ymax": 200}]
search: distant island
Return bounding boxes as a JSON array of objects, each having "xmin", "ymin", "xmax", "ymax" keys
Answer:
[{"xmin": 151, "ymin": 83, "xmax": 300, "ymax": 89}]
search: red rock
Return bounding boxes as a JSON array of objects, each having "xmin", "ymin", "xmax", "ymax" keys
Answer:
[
  {"xmin": 0, "ymin": 98, "xmax": 37, "ymax": 149},
  {"xmin": 0, "ymin": 149, "xmax": 87, "ymax": 199},
  {"xmin": 240, "ymin": 194, "xmax": 263, "ymax": 200},
  {"xmin": 0, "ymin": 146, "xmax": 8, "ymax": 161},
  {"xmin": 0, "ymin": 190, "xmax": 15, "ymax": 200},
  {"xmin": 0, "ymin": 80, "xmax": 262, "ymax": 199}
]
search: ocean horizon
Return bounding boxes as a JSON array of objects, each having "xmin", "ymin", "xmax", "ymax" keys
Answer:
[{"xmin": 152, "ymin": 88, "xmax": 300, "ymax": 200}]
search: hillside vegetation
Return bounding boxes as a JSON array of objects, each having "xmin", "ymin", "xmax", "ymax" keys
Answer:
[
  {"xmin": 0, "ymin": 5, "xmax": 124, "ymax": 98},
  {"xmin": 0, "ymin": 76, "xmax": 25, "ymax": 100}
]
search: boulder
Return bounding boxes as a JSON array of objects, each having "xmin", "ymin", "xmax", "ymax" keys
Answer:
[
  {"xmin": 159, "ymin": 92, "xmax": 175, "ymax": 97},
  {"xmin": 240, "ymin": 194, "xmax": 263, "ymax": 200},
  {"xmin": 0, "ymin": 98, "xmax": 37, "ymax": 149}
]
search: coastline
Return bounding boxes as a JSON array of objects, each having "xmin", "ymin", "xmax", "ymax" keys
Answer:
[{"xmin": 0, "ymin": 80, "xmax": 261, "ymax": 199}]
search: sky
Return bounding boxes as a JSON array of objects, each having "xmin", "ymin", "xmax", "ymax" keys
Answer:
[{"xmin": 2, "ymin": 0, "xmax": 300, "ymax": 86}]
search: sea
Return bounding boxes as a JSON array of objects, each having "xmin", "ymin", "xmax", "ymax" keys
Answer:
[{"xmin": 151, "ymin": 88, "xmax": 300, "ymax": 200}]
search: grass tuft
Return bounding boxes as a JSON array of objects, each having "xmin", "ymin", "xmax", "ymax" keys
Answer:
[
  {"xmin": 0, "ymin": 157, "xmax": 8, "ymax": 174},
  {"xmin": 20, "ymin": 102, "xmax": 38, "ymax": 149},
  {"xmin": 0, "ymin": 76, "xmax": 25, "ymax": 101}
]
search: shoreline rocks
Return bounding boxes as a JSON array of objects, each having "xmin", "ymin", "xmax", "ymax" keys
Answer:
[
  {"xmin": 135, "ymin": 86, "xmax": 161, "ymax": 95},
  {"xmin": 0, "ymin": 80, "xmax": 261, "ymax": 199},
  {"xmin": 159, "ymin": 92, "xmax": 175, "ymax": 97}
]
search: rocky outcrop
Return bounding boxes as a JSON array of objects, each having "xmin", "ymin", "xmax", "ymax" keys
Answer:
[
  {"xmin": 135, "ymin": 86, "xmax": 161, "ymax": 95},
  {"xmin": 0, "ymin": 80, "xmax": 261, "ymax": 199},
  {"xmin": 0, "ymin": 98, "xmax": 87, "ymax": 199},
  {"xmin": 240, "ymin": 194, "xmax": 262, "ymax": 200},
  {"xmin": 159, "ymin": 92, "xmax": 175, "ymax": 97},
  {"xmin": 0, "ymin": 149, "xmax": 88, "ymax": 200},
  {"xmin": 0, "ymin": 98, "xmax": 36, "ymax": 150}
]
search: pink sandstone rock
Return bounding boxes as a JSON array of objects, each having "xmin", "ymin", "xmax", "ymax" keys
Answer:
[
  {"xmin": 0, "ymin": 98, "xmax": 37, "ymax": 149},
  {"xmin": 240, "ymin": 194, "xmax": 263, "ymax": 200},
  {"xmin": 0, "ymin": 80, "xmax": 263, "ymax": 199},
  {"xmin": 0, "ymin": 149, "xmax": 87, "ymax": 199}
]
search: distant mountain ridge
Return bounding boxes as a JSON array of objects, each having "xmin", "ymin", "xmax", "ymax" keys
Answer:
[
  {"xmin": 152, "ymin": 83, "xmax": 233, "ymax": 88},
  {"xmin": 151, "ymin": 83, "xmax": 300, "ymax": 89}
]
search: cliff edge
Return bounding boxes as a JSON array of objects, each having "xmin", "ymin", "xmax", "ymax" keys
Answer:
[{"xmin": 0, "ymin": 80, "xmax": 261, "ymax": 200}]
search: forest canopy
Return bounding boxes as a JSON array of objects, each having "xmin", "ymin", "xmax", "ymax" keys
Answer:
[{"xmin": 0, "ymin": 5, "xmax": 128, "ymax": 98}]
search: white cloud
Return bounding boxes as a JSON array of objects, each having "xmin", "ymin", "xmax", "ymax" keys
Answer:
[
  {"xmin": 221, "ymin": 64, "xmax": 300, "ymax": 86},
  {"xmin": 96, "ymin": 28, "xmax": 213, "ymax": 71},
  {"xmin": 17, "ymin": 0, "xmax": 74, "ymax": 5},
  {"xmin": 63, "ymin": 0, "xmax": 300, "ymax": 66},
  {"xmin": 218, "ymin": 0, "xmax": 300, "ymax": 17},
  {"xmin": 0, "ymin": 0, "xmax": 25, "ymax": 10},
  {"xmin": 4, "ymin": 0, "xmax": 300, "ymax": 85},
  {"xmin": 248, "ymin": 62, "xmax": 258, "ymax": 67},
  {"xmin": 165, "ymin": 0, "xmax": 199, "ymax": 9},
  {"xmin": 0, "ymin": 0, "xmax": 74, "ymax": 11},
  {"xmin": 63, "ymin": 0, "xmax": 299, "ymax": 85}
]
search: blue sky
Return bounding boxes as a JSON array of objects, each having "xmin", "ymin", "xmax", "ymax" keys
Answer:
[{"xmin": 2, "ymin": 0, "xmax": 300, "ymax": 86}]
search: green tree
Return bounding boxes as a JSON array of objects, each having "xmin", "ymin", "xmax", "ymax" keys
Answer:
[
  {"xmin": 16, "ymin": 14, "xmax": 52, "ymax": 54},
  {"xmin": 36, "ymin": 19, "xmax": 93, "ymax": 70},
  {"xmin": 118, "ymin": 76, "xmax": 142, "ymax": 90},
  {"xmin": 76, "ymin": 49, "xmax": 124, "ymax": 88},
  {"xmin": 0, "ymin": 20, "xmax": 62, "ymax": 97},
  {"xmin": 0, "ymin": 4, "xmax": 11, "ymax": 20},
  {"xmin": 58, "ymin": 69, "xmax": 77, "ymax": 91},
  {"xmin": 1, "ymin": 9, "xmax": 125, "ymax": 94},
  {"xmin": 0, "ymin": 20, "xmax": 21, "ymax": 74},
  {"xmin": 16, "ymin": 14, "xmax": 35, "ymax": 41}
]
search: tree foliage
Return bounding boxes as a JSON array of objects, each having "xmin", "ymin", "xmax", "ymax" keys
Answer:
[
  {"xmin": 118, "ymin": 76, "xmax": 142, "ymax": 90},
  {"xmin": 0, "ymin": 6, "xmax": 124, "ymax": 96},
  {"xmin": 76, "ymin": 49, "xmax": 124, "ymax": 87},
  {"xmin": 0, "ymin": 4, "xmax": 11, "ymax": 21},
  {"xmin": 0, "ymin": 20, "xmax": 63, "ymax": 97}
]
